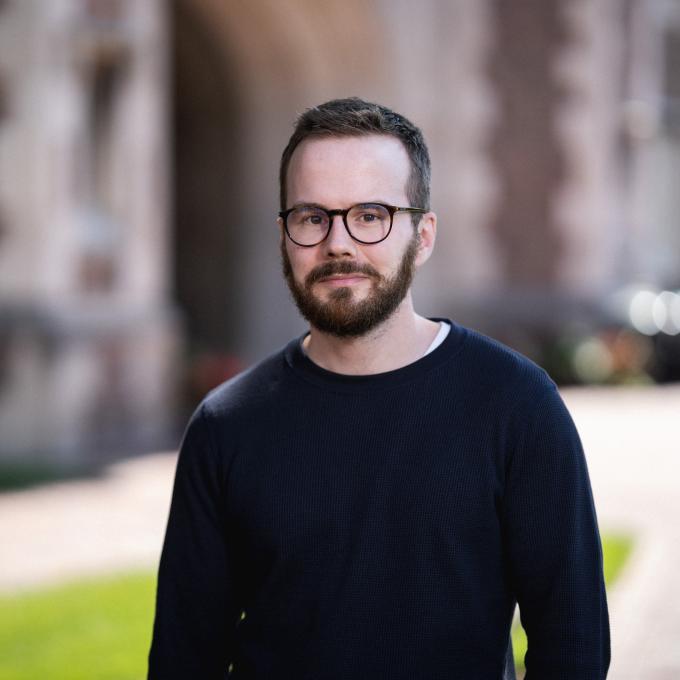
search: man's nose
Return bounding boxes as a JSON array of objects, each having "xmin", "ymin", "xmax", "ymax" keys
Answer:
[{"xmin": 322, "ymin": 214, "xmax": 357, "ymax": 257}]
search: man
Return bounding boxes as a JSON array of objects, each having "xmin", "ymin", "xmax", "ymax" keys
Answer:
[{"xmin": 148, "ymin": 98, "xmax": 610, "ymax": 679}]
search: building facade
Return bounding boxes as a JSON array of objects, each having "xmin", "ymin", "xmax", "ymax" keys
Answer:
[
  {"xmin": 0, "ymin": 0, "xmax": 176, "ymax": 462},
  {"xmin": 0, "ymin": 0, "xmax": 678, "ymax": 462}
]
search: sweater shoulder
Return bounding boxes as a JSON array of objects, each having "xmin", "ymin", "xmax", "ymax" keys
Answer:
[
  {"xmin": 458, "ymin": 325, "xmax": 556, "ymax": 399},
  {"xmin": 199, "ymin": 344, "xmax": 291, "ymax": 422}
]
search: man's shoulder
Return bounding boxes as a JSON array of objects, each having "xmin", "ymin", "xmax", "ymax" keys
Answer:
[
  {"xmin": 454, "ymin": 323, "xmax": 556, "ymax": 396},
  {"xmin": 199, "ymin": 340, "xmax": 296, "ymax": 421}
]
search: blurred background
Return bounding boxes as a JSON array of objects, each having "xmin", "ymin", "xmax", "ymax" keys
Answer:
[
  {"xmin": 0, "ymin": 1, "xmax": 678, "ymax": 679},
  {"xmin": 1, "ymin": 0, "xmax": 680, "ymax": 464}
]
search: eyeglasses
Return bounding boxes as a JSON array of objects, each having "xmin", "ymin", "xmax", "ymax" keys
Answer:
[{"xmin": 279, "ymin": 203, "xmax": 427, "ymax": 247}]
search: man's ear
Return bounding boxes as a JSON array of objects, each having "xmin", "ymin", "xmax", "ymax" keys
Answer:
[
  {"xmin": 415, "ymin": 212, "xmax": 437, "ymax": 267},
  {"xmin": 277, "ymin": 216, "xmax": 285, "ymax": 245}
]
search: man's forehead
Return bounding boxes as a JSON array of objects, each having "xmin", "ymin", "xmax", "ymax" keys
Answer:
[
  {"xmin": 286, "ymin": 134, "xmax": 411, "ymax": 205},
  {"xmin": 290, "ymin": 134, "xmax": 409, "ymax": 166}
]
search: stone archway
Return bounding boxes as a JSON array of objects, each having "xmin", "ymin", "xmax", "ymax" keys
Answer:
[
  {"xmin": 171, "ymin": 0, "xmax": 389, "ymax": 371},
  {"xmin": 173, "ymin": 1, "xmax": 246, "ymax": 356}
]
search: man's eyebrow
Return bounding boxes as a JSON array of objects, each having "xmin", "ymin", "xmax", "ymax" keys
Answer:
[
  {"xmin": 290, "ymin": 201, "xmax": 328, "ymax": 209},
  {"xmin": 290, "ymin": 200, "xmax": 391, "ymax": 209}
]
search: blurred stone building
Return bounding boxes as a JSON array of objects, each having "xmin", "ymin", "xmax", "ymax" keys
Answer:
[
  {"xmin": 0, "ymin": 0, "xmax": 174, "ymax": 462},
  {"xmin": 1, "ymin": 0, "xmax": 679, "ymax": 463}
]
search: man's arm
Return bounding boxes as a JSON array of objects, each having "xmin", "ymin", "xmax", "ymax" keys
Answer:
[
  {"xmin": 502, "ymin": 384, "xmax": 610, "ymax": 679},
  {"xmin": 148, "ymin": 403, "xmax": 239, "ymax": 679}
]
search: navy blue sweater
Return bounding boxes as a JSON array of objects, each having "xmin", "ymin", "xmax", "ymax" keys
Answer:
[{"xmin": 148, "ymin": 321, "xmax": 610, "ymax": 679}]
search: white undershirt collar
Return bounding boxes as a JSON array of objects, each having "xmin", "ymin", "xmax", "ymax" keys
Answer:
[{"xmin": 423, "ymin": 320, "xmax": 451, "ymax": 356}]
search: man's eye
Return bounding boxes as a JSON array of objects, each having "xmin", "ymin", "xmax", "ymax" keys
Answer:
[
  {"xmin": 293, "ymin": 209, "xmax": 326, "ymax": 226},
  {"xmin": 356, "ymin": 212, "xmax": 380, "ymax": 223}
]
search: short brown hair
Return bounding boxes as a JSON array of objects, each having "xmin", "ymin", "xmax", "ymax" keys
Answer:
[{"xmin": 279, "ymin": 98, "xmax": 431, "ymax": 214}]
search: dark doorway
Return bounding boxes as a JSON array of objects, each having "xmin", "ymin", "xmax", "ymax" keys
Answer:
[{"xmin": 172, "ymin": 1, "xmax": 247, "ymax": 399}]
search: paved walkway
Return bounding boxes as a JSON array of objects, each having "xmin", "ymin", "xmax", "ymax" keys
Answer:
[
  {"xmin": 561, "ymin": 385, "xmax": 680, "ymax": 680},
  {"xmin": 1, "ymin": 385, "xmax": 678, "ymax": 679}
]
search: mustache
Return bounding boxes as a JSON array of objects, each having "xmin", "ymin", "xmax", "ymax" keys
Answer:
[{"xmin": 305, "ymin": 261, "xmax": 380, "ymax": 287}]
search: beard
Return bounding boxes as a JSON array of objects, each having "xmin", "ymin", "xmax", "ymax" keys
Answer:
[{"xmin": 281, "ymin": 232, "xmax": 420, "ymax": 338}]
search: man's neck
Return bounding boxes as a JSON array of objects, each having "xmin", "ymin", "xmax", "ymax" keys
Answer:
[{"xmin": 302, "ymin": 298, "xmax": 441, "ymax": 375}]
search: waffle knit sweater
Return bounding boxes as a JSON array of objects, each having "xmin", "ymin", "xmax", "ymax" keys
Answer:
[{"xmin": 148, "ymin": 320, "xmax": 610, "ymax": 679}]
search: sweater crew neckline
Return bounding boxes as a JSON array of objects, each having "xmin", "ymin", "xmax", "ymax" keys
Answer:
[{"xmin": 284, "ymin": 318, "xmax": 467, "ymax": 392}]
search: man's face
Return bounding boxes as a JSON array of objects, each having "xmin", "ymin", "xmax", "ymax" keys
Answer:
[{"xmin": 279, "ymin": 134, "xmax": 429, "ymax": 338}]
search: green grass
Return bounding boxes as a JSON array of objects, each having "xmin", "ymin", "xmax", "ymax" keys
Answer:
[
  {"xmin": 0, "ymin": 534, "xmax": 634, "ymax": 680},
  {"xmin": 602, "ymin": 533, "xmax": 635, "ymax": 584},
  {"xmin": 512, "ymin": 532, "xmax": 634, "ymax": 675},
  {"xmin": 0, "ymin": 461, "xmax": 101, "ymax": 493},
  {"xmin": 0, "ymin": 572, "xmax": 156, "ymax": 680}
]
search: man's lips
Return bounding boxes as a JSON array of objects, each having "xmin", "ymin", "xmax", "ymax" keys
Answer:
[
  {"xmin": 305, "ymin": 263, "xmax": 379, "ymax": 287},
  {"xmin": 318, "ymin": 274, "xmax": 369, "ymax": 286}
]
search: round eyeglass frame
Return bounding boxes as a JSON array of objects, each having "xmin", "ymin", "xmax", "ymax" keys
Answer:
[{"xmin": 279, "ymin": 203, "xmax": 427, "ymax": 247}]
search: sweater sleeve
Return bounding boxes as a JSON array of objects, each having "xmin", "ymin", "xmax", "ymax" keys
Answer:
[
  {"xmin": 148, "ymin": 403, "xmax": 239, "ymax": 679},
  {"xmin": 501, "ymin": 384, "xmax": 610, "ymax": 679}
]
